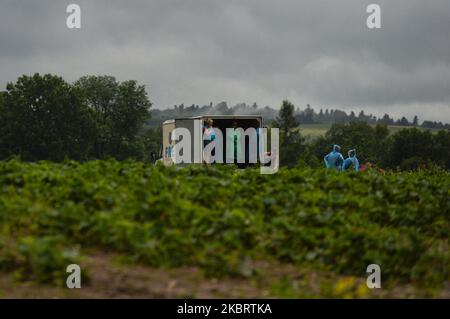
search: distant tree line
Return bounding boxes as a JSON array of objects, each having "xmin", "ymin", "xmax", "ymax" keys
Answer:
[{"xmin": 149, "ymin": 102, "xmax": 450, "ymax": 129}]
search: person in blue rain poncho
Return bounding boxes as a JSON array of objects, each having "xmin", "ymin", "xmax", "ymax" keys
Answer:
[
  {"xmin": 323, "ymin": 145, "xmax": 344, "ymax": 171},
  {"xmin": 342, "ymin": 149, "xmax": 359, "ymax": 172},
  {"xmin": 324, "ymin": 144, "xmax": 344, "ymax": 170}
]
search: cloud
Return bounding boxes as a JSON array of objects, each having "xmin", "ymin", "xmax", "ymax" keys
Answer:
[{"xmin": 0, "ymin": 0, "xmax": 449, "ymax": 121}]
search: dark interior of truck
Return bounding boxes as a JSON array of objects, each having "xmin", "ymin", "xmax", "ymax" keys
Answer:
[{"xmin": 206, "ymin": 118, "xmax": 262, "ymax": 166}]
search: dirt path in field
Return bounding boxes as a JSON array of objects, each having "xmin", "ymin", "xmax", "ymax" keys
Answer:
[
  {"xmin": 0, "ymin": 252, "xmax": 279, "ymax": 298},
  {"xmin": 0, "ymin": 252, "xmax": 448, "ymax": 298}
]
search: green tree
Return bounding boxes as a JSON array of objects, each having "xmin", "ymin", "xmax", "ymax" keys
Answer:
[
  {"xmin": 309, "ymin": 122, "xmax": 390, "ymax": 166},
  {"xmin": 373, "ymin": 124, "xmax": 390, "ymax": 163},
  {"xmin": 0, "ymin": 74, "xmax": 95, "ymax": 161},
  {"xmin": 139, "ymin": 126, "xmax": 163, "ymax": 162},
  {"xmin": 378, "ymin": 113, "xmax": 394, "ymax": 125},
  {"xmin": 276, "ymin": 100, "xmax": 298, "ymax": 134},
  {"xmin": 385, "ymin": 128, "xmax": 434, "ymax": 169},
  {"xmin": 75, "ymin": 75, "xmax": 152, "ymax": 159},
  {"xmin": 274, "ymin": 100, "xmax": 305, "ymax": 167},
  {"xmin": 431, "ymin": 130, "xmax": 450, "ymax": 169}
]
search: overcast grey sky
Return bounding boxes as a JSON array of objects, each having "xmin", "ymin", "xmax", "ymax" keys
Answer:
[{"xmin": 1, "ymin": 0, "xmax": 449, "ymax": 121}]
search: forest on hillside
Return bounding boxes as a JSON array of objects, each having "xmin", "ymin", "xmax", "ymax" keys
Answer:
[{"xmin": 148, "ymin": 101, "xmax": 450, "ymax": 130}]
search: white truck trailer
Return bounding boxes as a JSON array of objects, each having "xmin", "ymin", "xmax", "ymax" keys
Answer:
[{"xmin": 160, "ymin": 115, "xmax": 264, "ymax": 166}]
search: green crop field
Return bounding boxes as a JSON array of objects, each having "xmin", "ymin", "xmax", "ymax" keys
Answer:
[
  {"xmin": 298, "ymin": 123, "xmax": 332, "ymax": 138},
  {"xmin": 0, "ymin": 160, "xmax": 449, "ymax": 298},
  {"xmin": 298, "ymin": 123, "xmax": 444, "ymax": 139}
]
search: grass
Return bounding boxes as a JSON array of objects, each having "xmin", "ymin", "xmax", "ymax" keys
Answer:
[{"xmin": 298, "ymin": 123, "xmax": 445, "ymax": 138}]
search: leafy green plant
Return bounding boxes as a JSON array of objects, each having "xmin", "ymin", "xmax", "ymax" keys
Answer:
[
  {"xmin": 0, "ymin": 235, "xmax": 83, "ymax": 286},
  {"xmin": 0, "ymin": 159, "xmax": 448, "ymax": 290}
]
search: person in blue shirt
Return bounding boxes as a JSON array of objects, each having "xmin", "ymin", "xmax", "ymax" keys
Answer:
[
  {"xmin": 203, "ymin": 118, "xmax": 216, "ymax": 145},
  {"xmin": 203, "ymin": 118, "xmax": 216, "ymax": 164},
  {"xmin": 342, "ymin": 149, "xmax": 360, "ymax": 172},
  {"xmin": 324, "ymin": 144, "xmax": 344, "ymax": 170}
]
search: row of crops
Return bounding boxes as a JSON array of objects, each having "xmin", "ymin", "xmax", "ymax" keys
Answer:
[{"xmin": 0, "ymin": 160, "xmax": 448, "ymax": 293}]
